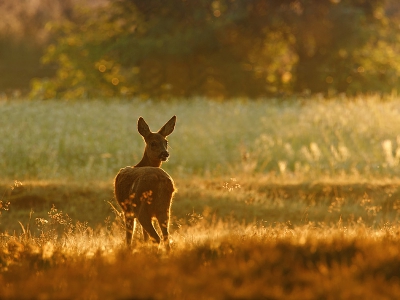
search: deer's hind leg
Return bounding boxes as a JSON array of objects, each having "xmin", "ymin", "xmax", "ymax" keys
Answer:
[
  {"xmin": 137, "ymin": 209, "xmax": 161, "ymax": 244},
  {"xmin": 132, "ymin": 176, "xmax": 162, "ymax": 245},
  {"xmin": 155, "ymin": 209, "xmax": 171, "ymax": 250},
  {"xmin": 155, "ymin": 182, "xmax": 174, "ymax": 250},
  {"xmin": 124, "ymin": 214, "xmax": 135, "ymax": 247}
]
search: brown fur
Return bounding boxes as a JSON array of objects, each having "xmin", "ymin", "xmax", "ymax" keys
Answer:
[{"xmin": 114, "ymin": 116, "xmax": 176, "ymax": 250}]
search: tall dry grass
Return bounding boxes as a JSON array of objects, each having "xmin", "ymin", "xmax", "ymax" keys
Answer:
[{"xmin": 1, "ymin": 215, "xmax": 400, "ymax": 299}]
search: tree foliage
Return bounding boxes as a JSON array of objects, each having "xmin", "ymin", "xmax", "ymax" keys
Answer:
[
  {"xmin": 0, "ymin": 0, "xmax": 80, "ymax": 94},
  {"xmin": 29, "ymin": 0, "xmax": 400, "ymax": 99}
]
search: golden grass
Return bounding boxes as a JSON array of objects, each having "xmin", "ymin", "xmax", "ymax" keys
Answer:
[
  {"xmin": 1, "ymin": 176, "xmax": 400, "ymax": 299},
  {"xmin": 1, "ymin": 219, "xmax": 400, "ymax": 299}
]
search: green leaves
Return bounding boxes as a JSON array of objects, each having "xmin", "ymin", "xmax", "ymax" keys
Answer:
[{"xmin": 30, "ymin": 0, "xmax": 400, "ymax": 99}]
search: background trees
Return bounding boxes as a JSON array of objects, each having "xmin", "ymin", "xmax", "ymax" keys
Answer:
[{"xmin": 2, "ymin": 0, "xmax": 400, "ymax": 99}]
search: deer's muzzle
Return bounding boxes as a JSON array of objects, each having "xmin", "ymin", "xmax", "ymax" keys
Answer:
[{"xmin": 159, "ymin": 151, "xmax": 169, "ymax": 161}]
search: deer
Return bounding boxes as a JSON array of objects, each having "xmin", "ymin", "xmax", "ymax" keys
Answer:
[{"xmin": 114, "ymin": 116, "xmax": 177, "ymax": 250}]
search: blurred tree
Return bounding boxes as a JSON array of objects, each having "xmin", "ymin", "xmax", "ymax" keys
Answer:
[
  {"xmin": 281, "ymin": 0, "xmax": 400, "ymax": 94},
  {"xmin": 29, "ymin": 0, "xmax": 400, "ymax": 99},
  {"xmin": 31, "ymin": 0, "xmax": 295, "ymax": 98},
  {"xmin": 0, "ymin": 0, "xmax": 105, "ymax": 96}
]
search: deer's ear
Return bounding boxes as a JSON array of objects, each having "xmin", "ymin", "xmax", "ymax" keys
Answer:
[
  {"xmin": 138, "ymin": 117, "xmax": 151, "ymax": 138},
  {"xmin": 158, "ymin": 115, "xmax": 176, "ymax": 137}
]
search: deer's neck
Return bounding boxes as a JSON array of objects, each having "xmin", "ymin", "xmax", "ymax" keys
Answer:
[{"xmin": 134, "ymin": 151, "xmax": 162, "ymax": 168}]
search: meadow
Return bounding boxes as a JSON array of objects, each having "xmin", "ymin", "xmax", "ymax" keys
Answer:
[{"xmin": 1, "ymin": 96, "xmax": 400, "ymax": 299}]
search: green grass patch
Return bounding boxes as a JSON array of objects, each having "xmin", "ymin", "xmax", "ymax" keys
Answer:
[{"xmin": 2, "ymin": 96, "xmax": 400, "ymax": 181}]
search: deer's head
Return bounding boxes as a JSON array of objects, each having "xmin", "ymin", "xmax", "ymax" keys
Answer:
[{"xmin": 136, "ymin": 116, "xmax": 176, "ymax": 167}]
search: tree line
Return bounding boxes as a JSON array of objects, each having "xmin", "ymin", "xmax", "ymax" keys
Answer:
[{"xmin": 2, "ymin": 0, "xmax": 400, "ymax": 99}]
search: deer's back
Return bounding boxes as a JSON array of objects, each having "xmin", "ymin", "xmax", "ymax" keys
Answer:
[{"xmin": 114, "ymin": 166, "xmax": 175, "ymax": 206}]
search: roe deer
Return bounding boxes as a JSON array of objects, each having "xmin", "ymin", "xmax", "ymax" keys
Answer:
[{"xmin": 114, "ymin": 116, "xmax": 176, "ymax": 250}]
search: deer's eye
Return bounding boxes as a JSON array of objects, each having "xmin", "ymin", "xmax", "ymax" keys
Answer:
[{"xmin": 151, "ymin": 141, "xmax": 157, "ymax": 148}]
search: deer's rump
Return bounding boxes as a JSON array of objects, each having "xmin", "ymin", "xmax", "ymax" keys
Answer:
[{"xmin": 114, "ymin": 166, "xmax": 176, "ymax": 216}]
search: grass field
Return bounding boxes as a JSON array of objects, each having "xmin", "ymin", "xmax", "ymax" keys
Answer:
[{"xmin": 1, "ymin": 96, "xmax": 400, "ymax": 299}]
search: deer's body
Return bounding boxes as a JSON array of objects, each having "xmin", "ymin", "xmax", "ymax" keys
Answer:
[{"xmin": 114, "ymin": 116, "xmax": 176, "ymax": 249}]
